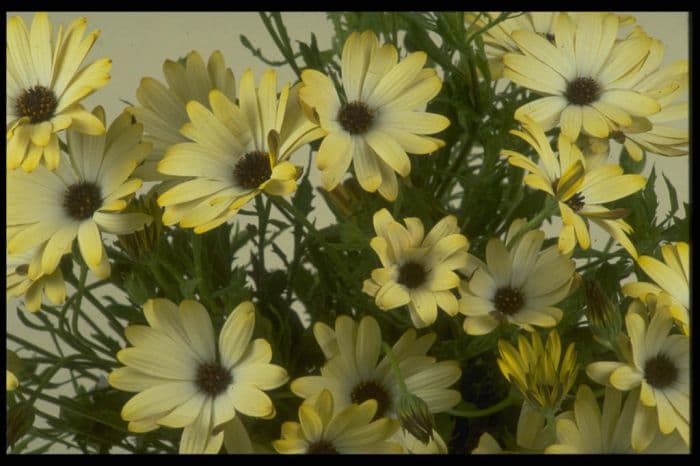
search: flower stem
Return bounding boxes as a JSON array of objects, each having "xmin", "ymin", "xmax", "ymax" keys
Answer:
[
  {"xmin": 382, "ymin": 342, "xmax": 409, "ymax": 394},
  {"xmin": 506, "ymin": 197, "xmax": 559, "ymax": 249},
  {"xmin": 447, "ymin": 394, "xmax": 517, "ymax": 418}
]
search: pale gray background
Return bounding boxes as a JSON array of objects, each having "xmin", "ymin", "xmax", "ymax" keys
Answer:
[{"xmin": 6, "ymin": 12, "xmax": 689, "ymax": 453}]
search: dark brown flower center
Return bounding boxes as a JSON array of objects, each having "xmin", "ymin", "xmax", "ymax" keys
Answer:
[
  {"xmin": 337, "ymin": 101, "xmax": 374, "ymax": 135},
  {"xmin": 233, "ymin": 151, "xmax": 272, "ymax": 190},
  {"xmin": 397, "ymin": 261, "xmax": 427, "ymax": 289},
  {"xmin": 565, "ymin": 192, "xmax": 585, "ymax": 212},
  {"xmin": 196, "ymin": 362, "xmax": 232, "ymax": 396},
  {"xmin": 644, "ymin": 353, "xmax": 678, "ymax": 389},
  {"xmin": 63, "ymin": 182, "xmax": 103, "ymax": 220},
  {"xmin": 351, "ymin": 380, "xmax": 392, "ymax": 419},
  {"xmin": 544, "ymin": 32, "xmax": 556, "ymax": 43},
  {"xmin": 307, "ymin": 440, "xmax": 339, "ymax": 454},
  {"xmin": 494, "ymin": 286, "xmax": 524, "ymax": 316},
  {"xmin": 15, "ymin": 264, "xmax": 29, "ymax": 276},
  {"xmin": 15, "ymin": 85, "xmax": 58, "ymax": 123},
  {"xmin": 611, "ymin": 130, "xmax": 626, "ymax": 144},
  {"xmin": 565, "ymin": 77, "xmax": 601, "ymax": 106}
]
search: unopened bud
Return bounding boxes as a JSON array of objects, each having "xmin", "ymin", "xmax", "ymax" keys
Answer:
[
  {"xmin": 116, "ymin": 191, "xmax": 161, "ymax": 260},
  {"xmin": 582, "ymin": 279, "xmax": 622, "ymax": 349},
  {"xmin": 397, "ymin": 392, "xmax": 435, "ymax": 445}
]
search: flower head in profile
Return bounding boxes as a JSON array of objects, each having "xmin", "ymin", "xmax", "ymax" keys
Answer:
[
  {"xmin": 129, "ymin": 50, "xmax": 237, "ymax": 181},
  {"xmin": 109, "ymin": 299, "xmax": 289, "ymax": 454},
  {"xmin": 6, "ymin": 248, "xmax": 66, "ymax": 312},
  {"xmin": 273, "ymin": 389, "xmax": 401, "ymax": 454},
  {"xmin": 586, "ymin": 300, "xmax": 689, "ymax": 450},
  {"xmin": 156, "ymin": 69, "xmax": 323, "ymax": 233},
  {"xmin": 546, "ymin": 384, "xmax": 688, "ymax": 453},
  {"xmin": 291, "ymin": 315, "xmax": 461, "ymax": 452},
  {"xmin": 362, "ymin": 209, "xmax": 470, "ymax": 328},
  {"xmin": 300, "ymin": 30, "xmax": 449, "ymax": 201},
  {"xmin": 497, "ymin": 330, "xmax": 579, "ymax": 416},
  {"xmin": 503, "ymin": 115, "xmax": 646, "ymax": 257},
  {"xmin": 622, "ymin": 242, "xmax": 689, "ymax": 335},
  {"xmin": 505, "ymin": 13, "xmax": 663, "ymax": 141},
  {"xmin": 7, "ymin": 13, "xmax": 111, "ymax": 171},
  {"xmin": 7, "ymin": 107, "xmax": 152, "ymax": 279},
  {"xmin": 459, "ymin": 219, "xmax": 575, "ymax": 336}
]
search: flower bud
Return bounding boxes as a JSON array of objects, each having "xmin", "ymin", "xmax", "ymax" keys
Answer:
[
  {"xmin": 582, "ymin": 279, "xmax": 622, "ymax": 349},
  {"xmin": 397, "ymin": 391, "xmax": 435, "ymax": 445}
]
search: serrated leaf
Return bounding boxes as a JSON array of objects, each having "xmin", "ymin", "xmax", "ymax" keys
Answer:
[{"xmin": 662, "ymin": 173, "xmax": 679, "ymax": 217}]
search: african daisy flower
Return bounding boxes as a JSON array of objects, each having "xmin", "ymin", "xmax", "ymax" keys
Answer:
[
  {"xmin": 7, "ymin": 13, "xmax": 111, "ymax": 171},
  {"xmin": 546, "ymin": 385, "xmax": 688, "ymax": 453},
  {"xmin": 156, "ymin": 68, "xmax": 323, "ymax": 233},
  {"xmin": 7, "ymin": 107, "xmax": 151, "ymax": 279},
  {"xmin": 497, "ymin": 330, "xmax": 579, "ymax": 416},
  {"xmin": 299, "ymin": 30, "xmax": 450, "ymax": 201},
  {"xmin": 623, "ymin": 242, "xmax": 689, "ymax": 335},
  {"xmin": 6, "ymin": 247, "xmax": 65, "ymax": 312},
  {"xmin": 273, "ymin": 389, "xmax": 401, "ymax": 454},
  {"xmin": 505, "ymin": 13, "xmax": 662, "ymax": 140},
  {"xmin": 503, "ymin": 115, "xmax": 646, "ymax": 258},
  {"xmin": 609, "ymin": 58, "xmax": 688, "ymax": 160},
  {"xmin": 109, "ymin": 299, "xmax": 289, "ymax": 454},
  {"xmin": 291, "ymin": 315, "xmax": 461, "ymax": 435},
  {"xmin": 465, "ymin": 12, "xmax": 635, "ymax": 79},
  {"xmin": 459, "ymin": 219, "xmax": 575, "ymax": 336},
  {"xmin": 587, "ymin": 301, "xmax": 689, "ymax": 450},
  {"xmin": 362, "ymin": 209, "xmax": 470, "ymax": 328},
  {"xmin": 128, "ymin": 50, "xmax": 237, "ymax": 181}
]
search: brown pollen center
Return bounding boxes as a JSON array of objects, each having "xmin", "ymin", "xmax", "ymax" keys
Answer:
[
  {"xmin": 233, "ymin": 151, "xmax": 272, "ymax": 190},
  {"xmin": 15, "ymin": 85, "xmax": 58, "ymax": 123},
  {"xmin": 337, "ymin": 101, "xmax": 374, "ymax": 135},
  {"xmin": 565, "ymin": 77, "xmax": 601, "ymax": 106}
]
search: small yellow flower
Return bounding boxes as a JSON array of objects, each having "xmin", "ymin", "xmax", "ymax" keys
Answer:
[
  {"xmin": 7, "ymin": 370, "xmax": 19, "ymax": 392},
  {"xmin": 504, "ymin": 13, "xmax": 662, "ymax": 141},
  {"xmin": 503, "ymin": 115, "xmax": 646, "ymax": 258},
  {"xmin": 129, "ymin": 50, "xmax": 237, "ymax": 181},
  {"xmin": 497, "ymin": 330, "xmax": 579, "ymax": 416},
  {"xmin": 7, "ymin": 13, "xmax": 111, "ymax": 171},
  {"xmin": 156, "ymin": 69, "xmax": 323, "ymax": 233},
  {"xmin": 7, "ymin": 107, "xmax": 152, "ymax": 280},
  {"xmin": 300, "ymin": 30, "xmax": 449, "ymax": 201},
  {"xmin": 459, "ymin": 219, "xmax": 576, "ymax": 336},
  {"xmin": 622, "ymin": 242, "xmax": 689, "ymax": 335},
  {"xmin": 586, "ymin": 301, "xmax": 689, "ymax": 450},
  {"xmin": 6, "ymin": 248, "xmax": 66, "ymax": 312},
  {"xmin": 362, "ymin": 209, "xmax": 470, "ymax": 328},
  {"xmin": 273, "ymin": 389, "xmax": 401, "ymax": 454},
  {"xmin": 109, "ymin": 299, "xmax": 289, "ymax": 454}
]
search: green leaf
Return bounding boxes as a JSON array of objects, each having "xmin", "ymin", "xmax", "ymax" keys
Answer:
[
  {"xmin": 7, "ymin": 401, "xmax": 35, "ymax": 449},
  {"xmin": 620, "ymin": 146, "xmax": 646, "ymax": 174},
  {"xmin": 662, "ymin": 172, "xmax": 679, "ymax": 217}
]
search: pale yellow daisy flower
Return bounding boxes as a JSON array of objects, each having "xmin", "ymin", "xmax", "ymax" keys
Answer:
[
  {"xmin": 156, "ymin": 68, "xmax": 323, "ymax": 234},
  {"xmin": 109, "ymin": 299, "xmax": 289, "ymax": 454},
  {"xmin": 128, "ymin": 50, "xmax": 237, "ymax": 181},
  {"xmin": 274, "ymin": 389, "xmax": 401, "ymax": 454},
  {"xmin": 465, "ymin": 12, "xmax": 636, "ymax": 79},
  {"xmin": 587, "ymin": 302, "xmax": 689, "ymax": 450},
  {"xmin": 7, "ymin": 13, "xmax": 111, "ymax": 171},
  {"xmin": 6, "ymin": 247, "xmax": 65, "ymax": 312},
  {"xmin": 459, "ymin": 219, "xmax": 575, "ymax": 336},
  {"xmin": 503, "ymin": 115, "xmax": 646, "ymax": 258},
  {"xmin": 505, "ymin": 13, "xmax": 662, "ymax": 140},
  {"xmin": 623, "ymin": 242, "xmax": 689, "ymax": 335},
  {"xmin": 611, "ymin": 58, "xmax": 688, "ymax": 160},
  {"xmin": 7, "ymin": 108, "xmax": 151, "ymax": 278},
  {"xmin": 497, "ymin": 330, "xmax": 579, "ymax": 416},
  {"xmin": 7, "ymin": 107, "xmax": 152, "ymax": 279},
  {"xmin": 299, "ymin": 30, "xmax": 449, "ymax": 201},
  {"xmin": 362, "ymin": 208, "xmax": 470, "ymax": 328},
  {"xmin": 546, "ymin": 384, "xmax": 688, "ymax": 453},
  {"xmin": 291, "ymin": 315, "xmax": 462, "ymax": 432}
]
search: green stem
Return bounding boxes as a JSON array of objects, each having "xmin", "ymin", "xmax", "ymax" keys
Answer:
[
  {"xmin": 382, "ymin": 342, "xmax": 408, "ymax": 393},
  {"xmin": 448, "ymin": 394, "xmax": 517, "ymax": 418},
  {"xmin": 506, "ymin": 197, "xmax": 559, "ymax": 249}
]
